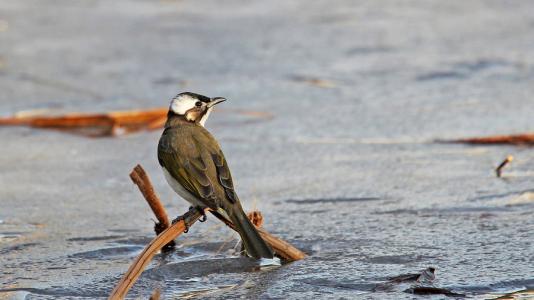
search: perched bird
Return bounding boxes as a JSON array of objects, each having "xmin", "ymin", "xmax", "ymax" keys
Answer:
[{"xmin": 158, "ymin": 92, "xmax": 275, "ymax": 259}]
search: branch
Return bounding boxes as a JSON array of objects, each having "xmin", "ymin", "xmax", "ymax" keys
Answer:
[
  {"xmin": 0, "ymin": 107, "xmax": 272, "ymax": 137},
  {"xmin": 0, "ymin": 108, "xmax": 168, "ymax": 137},
  {"xmin": 440, "ymin": 133, "xmax": 534, "ymax": 146},
  {"xmin": 495, "ymin": 155, "xmax": 514, "ymax": 178},
  {"xmin": 257, "ymin": 227, "xmax": 306, "ymax": 261},
  {"xmin": 130, "ymin": 165, "xmax": 174, "ymax": 249},
  {"xmin": 214, "ymin": 211, "xmax": 307, "ymax": 261},
  {"xmin": 130, "ymin": 165, "xmax": 170, "ymax": 230},
  {"xmin": 108, "ymin": 207, "xmax": 204, "ymax": 300},
  {"xmin": 109, "ymin": 165, "xmax": 307, "ymax": 299}
]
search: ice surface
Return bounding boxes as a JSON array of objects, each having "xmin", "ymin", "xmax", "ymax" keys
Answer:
[{"xmin": 1, "ymin": 0, "xmax": 533, "ymax": 299}]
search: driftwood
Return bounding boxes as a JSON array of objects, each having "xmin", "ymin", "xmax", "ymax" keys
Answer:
[
  {"xmin": 129, "ymin": 165, "xmax": 174, "ymax": 249},
  {"xmin": 108, "ymin": 165, "xmax": 306, "ymax": 299},
  {"xmin": 0, "ymin": 107, "xmax": 273, "ymax": 137},
  {"xmin": 0, "ymin": 108, "xmax": 168, "ymax": 137},
  {"xmin": 149, "ymin": 289, "xmax": 160, "ymax": 300},
  {"xmin": 109, "ymin": 206, "xmax": 205, "ymax": 300},
  {"xmin": 443, "ymin": 133, "xmax": 534, "ymax": 146},
  {"xmin": 495, "ymin": 155, "xmax": 514, "ymax": 178}
]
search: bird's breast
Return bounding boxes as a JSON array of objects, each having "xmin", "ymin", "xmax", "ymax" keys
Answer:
[{"xmin": 162, "ymin": 167, "xmax": 205, "ymax": 208}]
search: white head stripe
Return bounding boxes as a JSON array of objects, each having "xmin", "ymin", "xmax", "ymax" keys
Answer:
[{"xmin": 170, "ymin": 94, "xmax": 198, "ymax": 115}]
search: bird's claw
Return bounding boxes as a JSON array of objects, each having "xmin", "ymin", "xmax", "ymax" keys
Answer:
[
  {"xmin": 196, "ymin": 206, "xmax": 207, "ymax": 222},
  {"xmin": 172, "ymin": 215, "xmax": 189, "ymax": 233},
  {"xmin": 172, "ymin": 207, "xmax": 206, "ymax": 233}
]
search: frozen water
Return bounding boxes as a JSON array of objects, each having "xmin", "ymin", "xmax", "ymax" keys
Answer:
[{"xmin": 1, "ymin": 0, "xmax": 533, "ymax": 299}]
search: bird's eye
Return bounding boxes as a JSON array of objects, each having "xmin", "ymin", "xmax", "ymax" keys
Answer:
[{"xmin": 195, "ymin": 101, "xmax": 202, "ymax": 107}]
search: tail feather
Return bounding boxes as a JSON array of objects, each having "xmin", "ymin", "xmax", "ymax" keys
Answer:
[{"xmin": 227, "ymin": 208, "xmax": 274, "ymax": 259}]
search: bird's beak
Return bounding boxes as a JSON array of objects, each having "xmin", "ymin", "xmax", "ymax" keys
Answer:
[{"xmin": 207, "ymin": 97, "xmax": 226, "ymax": 108}]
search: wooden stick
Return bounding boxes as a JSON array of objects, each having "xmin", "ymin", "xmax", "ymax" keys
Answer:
[
  {"xmin": 130, "ymin": 164, "xmax": 175, "ymax": 250},
  {"xmin": 257, "ymin": 227, "xmax": 307, "ymax": 261},
  {"xmin": 108, "ymin": 210, "xmax": 305, "ymax": 299},
  {"xmin": 149, "ymin": 288, "xmax": 160, "ymax": 300},
  {"xmin": 0, "ymin": 107, "xmax": 272, "ymax": 137},
  {"xmin": 246, "ymin": 211, "xmax": 306, "ymax": 261},
  {"xmin": 129, "ymin": 164, "xmax": 306, "ymax": 262},
  {"xmin": 214, "ymin": 211, "xmax": 306, "ymax": 261},
  {"xmin": 441, "ymin": 133, "xmax": 534, "ymax": 146},
  {"xmin": 495, "ymin": 155, "xmax": 514, "ymax": 178},
  {"xmin": 129, "ymin": 165, "xmax": 170, "ymax": 231},
  {"xmin": 108, "ymin": 207, "xmax": 204, "ymax": 300},
  {"xmin": 109, "ymin": 165, "xmax": 306, "ymax": 299}
]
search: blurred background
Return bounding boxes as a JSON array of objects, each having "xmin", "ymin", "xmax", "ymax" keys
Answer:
[{"xmin": 1, "ymin": 1, "xmax": 533, "ymax": 299}]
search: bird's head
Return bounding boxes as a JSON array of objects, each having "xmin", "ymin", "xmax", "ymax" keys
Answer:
[{"xmin": 168, "ymin": 92, "xmax": 226, "ymax": 126}]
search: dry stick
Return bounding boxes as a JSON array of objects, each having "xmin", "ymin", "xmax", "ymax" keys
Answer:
[
  {"xmin": 211, "ymin": 210, "xmax": 306, "ymax": 261},
  {"xmin": 245, "ymin": 211, "xmax": 306, "ymax": 261},
  {"xmin": 495, "ymin": 155, "xmax": 514, "ymax": 178},
  {"xmin": 129, "ymin": 165, "xmax": 176, "ymax": 250},
  {"xmin": 108, "ymin": 207, "xmax": 204, "ymax": 300},
  {"xmin": 444, "ymin": 133, "xmax": 534, "ymax": 146},
  {"xmin": 130, "ymin": 164, "xmax": 306, "ymax": 261},
  {"xmin": 109, "ymin": 165, "xmax": 306, "ymax": 299},
  {"xmin": 149, "ymin": 289, "xmax": 160, "ymax": 300},
  {"xmin": 257, "ymin": 227, "xmax": 306, "ymax": 261},
  {"xmin": 0, "ymin": 107, "xmax": 272, "ymax": 137},
  {"xmin": 0, "ymin": 108, "xmax": 169, "ymax": 137},
  {"xmin": 130, "ymin": 165, "xmax": 170, "ymax": 231}
]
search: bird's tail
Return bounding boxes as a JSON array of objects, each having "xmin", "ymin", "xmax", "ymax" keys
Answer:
[{"xmin": 225, "ymin": 207, "xmax": 274, "ymax": 259}]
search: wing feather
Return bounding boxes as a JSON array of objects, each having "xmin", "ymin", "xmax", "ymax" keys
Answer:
[
  {"xmin": 158, "ymin": 128, "xmax": 217, "ymax": 208},
  {"xmin": 210, "ymin": 151, "xmax": 238, "ymax": 204},
  {"xmin": 158, "ymin": 125, "xmax": 239, "ymax": 209}
]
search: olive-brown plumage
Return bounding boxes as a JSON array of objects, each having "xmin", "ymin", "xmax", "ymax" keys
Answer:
[{"xmin": 158, "ymin": 93, "xmax": 274, "ymax": 259}]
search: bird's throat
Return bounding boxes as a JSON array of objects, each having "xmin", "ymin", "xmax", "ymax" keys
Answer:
[{"xmin": 164, "ymin": 113, "xmax": 191, "ymax": 128}]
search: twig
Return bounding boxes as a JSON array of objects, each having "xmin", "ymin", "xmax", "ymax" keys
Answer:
[
  {"xmin": 257, "ymin": 227, "xmax": 307, "ymax": 261},
  {"xmin": 130, "ymin": 165, "xmax": 170, "ymax": 231},
  {"xmin": 0, "ymin": 107, "xmax": 272, "ymax": 137},
  {"xmin": 108, "ymin": 207, "xmax": 205, "ymax": 300},
  {"xmin": 149, "ymin": 288, "xmax": 160, "ymax": 300},
  {"xmin": 442, "ymin": 133, "xmax": 534, "ymax": 146},
  {"xmin": 0, "ymin": 108, "xmax": 168, "ymax": 137},
  {"xmin": 212, "ymin": 210, "xmax": 307, "ymax": 261},
  {"xmin": 129, "ymin": 165, "xmax": 175, "ymax": 250},
  {"xmin": 495, "ymin": 155, "xmax": 514, "ymax": 178},
  {"xmin": 247, "ymin": 211, "xmax": 263, "ymax": 227},
  {"xmin": 109, "ymin": 165, "xmax": 307, "ymax": 299}
]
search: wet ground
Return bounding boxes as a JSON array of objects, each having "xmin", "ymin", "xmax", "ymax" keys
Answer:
[{"xmin": 1, "ymin": 0, "xmax": 534, "ymax": 299}]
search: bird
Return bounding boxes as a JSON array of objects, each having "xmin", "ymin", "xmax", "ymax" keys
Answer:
[{"xmin": 157, "ymin": 92, "xmax": 275, "ymax": 260}]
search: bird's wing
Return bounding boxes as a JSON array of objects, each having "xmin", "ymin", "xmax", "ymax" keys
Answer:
[
  {"xmin": 158, "ymin": 126, "xmax": 238, "ymax": 209},
  {"xmin": 209, "ymin": 145, "xmax": 238, "ymax": 204},
  {"xmin": 191, "ymin": 126, "xmax": 239, "ymax": 205},
  {"xmin": 158, "ymin": 128, "xmax": 218, "ymax": 209}
]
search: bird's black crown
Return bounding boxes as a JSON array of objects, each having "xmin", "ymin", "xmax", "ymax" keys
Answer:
[{"xmin": 174, "ymin": 92, "xmax": 211, "ymax": 103}]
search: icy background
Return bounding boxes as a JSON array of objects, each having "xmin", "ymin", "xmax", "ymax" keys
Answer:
[{"xmin": 1, "ymin": 1, "xmax": 533, "ymax": 299}]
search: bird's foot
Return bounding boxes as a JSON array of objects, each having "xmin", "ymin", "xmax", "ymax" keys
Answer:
[
  {"xmin": 196, "ymin": 206, "xmax": 207, "ymax": 222},
  {"xmin": 188, "ymin": 206, "xmax": 207, "ymax": 222},
  {"xmin": 172, "ymin": 215, "xmax": 189, "ymax": 233}
]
